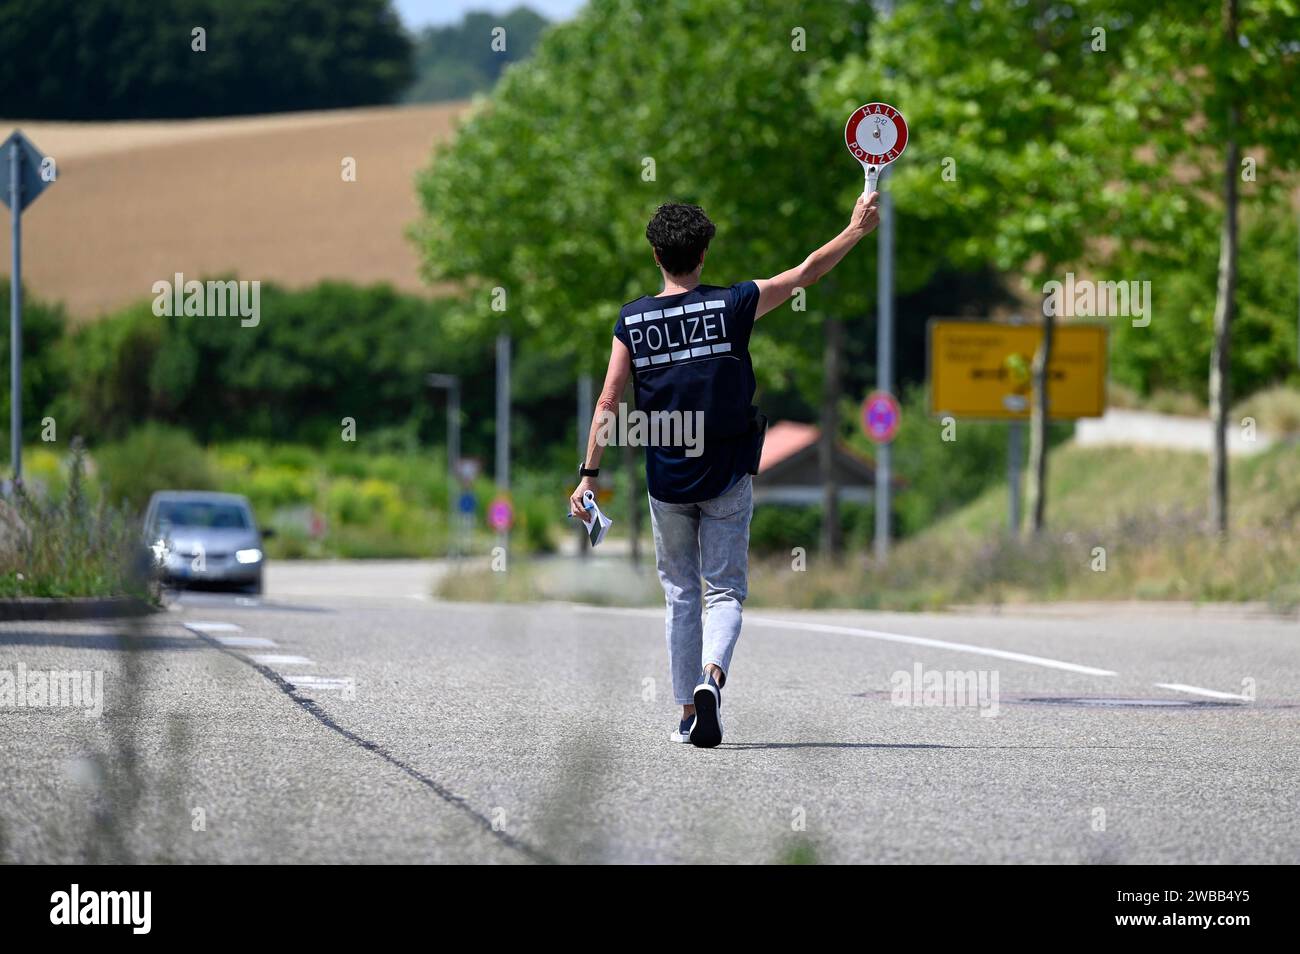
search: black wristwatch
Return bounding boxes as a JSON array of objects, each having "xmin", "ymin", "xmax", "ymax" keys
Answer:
[{"xmin": 579, "ymin": 463, "xmax": 600, "ymax": 479}]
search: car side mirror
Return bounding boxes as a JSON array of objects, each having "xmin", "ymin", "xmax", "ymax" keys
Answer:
[{"xmin": 261, "ymin": 528, "xmax": 276, "ymax": 539}]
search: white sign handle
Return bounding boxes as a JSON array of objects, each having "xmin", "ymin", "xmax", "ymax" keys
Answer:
[{"xmin": 865, "ymin": 163, "xmax": 879, "ymax": 198}]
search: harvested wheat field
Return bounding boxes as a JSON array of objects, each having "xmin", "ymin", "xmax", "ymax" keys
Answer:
[{"xmin": 0, "ymin": 102, "xmax": 467, "ymax": 320}]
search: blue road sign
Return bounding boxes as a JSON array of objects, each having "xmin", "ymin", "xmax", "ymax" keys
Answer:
[
  {"xmin": 457, "ymin": 490, "xmax": 477, "ymax": 515},
  {"xmin": 6, "ymin": 129, "xmax": 57, "ymax": 481},
  {"xmin": 2, "ymin": 131, "xmax": 54, "ymax": 213}
]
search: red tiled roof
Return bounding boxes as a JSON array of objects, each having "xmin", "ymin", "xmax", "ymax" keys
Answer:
[{"xmin": 758, "ymin": 421, "xmax": 821, "ymax": 473}]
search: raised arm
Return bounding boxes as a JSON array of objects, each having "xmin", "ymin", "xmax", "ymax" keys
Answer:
[
  {"xmin": 569, "ymin": 336, "xmax": 632, "ymax": 518},
  {"xmin": 754, "ymin": 191, "xmax": 880, "ymax": 320}
]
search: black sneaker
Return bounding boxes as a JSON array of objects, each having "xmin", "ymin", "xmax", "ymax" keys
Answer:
[{"xmin": 689, "ymin": 673, "xmax": 723, "ymax": 748}]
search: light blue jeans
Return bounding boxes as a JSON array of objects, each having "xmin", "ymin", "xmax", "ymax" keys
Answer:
[{"xmin": 648, "ymin": 474, "xmax": 753, "ymax": 705}]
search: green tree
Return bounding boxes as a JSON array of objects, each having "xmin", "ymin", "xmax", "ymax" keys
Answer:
[
  {"xmin": 405, "ymin": 7, "xmax": 550, "ymax": 103},
  {"xmin": 54, "ymin": 282, "xmax": 483, "ymax": 446},
  {"xmin": 1099, "ymin": 0, "xmax": 1300, "ymax": 536},
  {"xmin": 1110, "ymin": 210, "xmax": 1300, "ymax": 400}
]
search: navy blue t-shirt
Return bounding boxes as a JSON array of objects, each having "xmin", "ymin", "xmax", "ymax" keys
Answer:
[{"xmin": 613, "ymin": 281, "xmax": 760, "ymax": 503}]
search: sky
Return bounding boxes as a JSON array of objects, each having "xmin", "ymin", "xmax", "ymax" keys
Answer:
[{"xmin": 394, "ymin": 0, "xmax": 587, "ymax": 28}]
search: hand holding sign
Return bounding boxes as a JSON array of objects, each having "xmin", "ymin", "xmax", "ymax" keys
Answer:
[{"xmin": 844, "ymin": 102, "xmax": 908, "ymax": 198}]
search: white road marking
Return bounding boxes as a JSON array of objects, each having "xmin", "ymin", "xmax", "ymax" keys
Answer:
[
  {"xmin": 213, "ymin": 635, "xmax": 277, "ymax": 648},
  {"xmin": 284, "ymin": 675, "xmax": 352, "ymax": 691},
  {"xmin": 1154, "ymin": 682, "xmax": 1251, "ymax": 701},
  {"xmin": 746, "ymin": 616, "xmax": 1118, "ymax": 676},
  {"xmin": 184, "ymin": 621, "xmax": 242, "ymax": 632},
  {"xmin": 251, "ymin": 654, "xmax": 314, "ymax": 666},
  {"xmin": 574, "ymin": 605, "xmax": 1117, "ymax": 676}
]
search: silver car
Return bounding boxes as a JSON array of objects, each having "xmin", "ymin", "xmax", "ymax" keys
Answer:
[{"xmin": 143, "ymin": 491, "xmax": 270, "ymax": 594}]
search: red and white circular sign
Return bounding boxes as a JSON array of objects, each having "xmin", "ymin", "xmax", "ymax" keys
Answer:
[
  {"xmin": 862, "ymin": 391, "xmax": 901, "ymax": 444},
  {"xmin": 845, "ymin": 102, "xmax": 908, "ymax": 165}
]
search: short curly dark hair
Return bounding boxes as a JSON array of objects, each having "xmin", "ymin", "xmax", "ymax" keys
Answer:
[{"xmin": 645, "ymin": 203, "xmax": 716, "ymax": 276}]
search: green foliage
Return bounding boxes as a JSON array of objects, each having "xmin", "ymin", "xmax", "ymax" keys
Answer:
[
  {"xmin": 517, "ymin": 495, "xmax": 558, "ymax": 554},
  {"xmin": 0, "ymin": 0, "xmax": 413, "ymax": 119},
  {"xmin": 1099, "ymin": 0, "xmax": 1300, "ymax": 401},
  {"xmin": 745, "ymin": 388, "xmax": 1072, "ymax": 550},
  {"xmin": 56, "ymin": 282, "xmax": 489, "ymax": 447},
  {"xmin": 817, "ymin": 1, "xmax": 1299, "ymax": 394},
  {"xmin": 1234, "ymin": 385, "xmax": 1300, "ymax": 437},
  {"xmin": 817, "ymin": 0, "xmax": 1300, "ymax": 531},
  {"xmin": 213, "ymin": 441, "xmax": 453, "ymax": 558},
  {"xmin": 20, "ymin": 446, "xmax": 69, "ymax": 500},
  {"xmin": 94, "ymin": 425, "xmax": 218, "ymax": 510},
  {"xmin": 405, "ymin": 8, "xmax": 550, "ymax": 102},
  {"xmin": 815, "ymin": 0, "xmax": 1125, "ymax": 287},
  {"xmin": 749, "ymin": 502, "xmax": 873, "ymax": 555},
  {"xmin": 1103, "ymin": 0, "xmax": 1300, "ymax": 242},
  {"xmin": 749, "ymin": 441, "xmax": 1300, "ymax": 610},
  {"xmin": 776, "ymin": 836, "xmax": 820, "ymax": 865},
  {"xmin": 51, "ymin": 301, "xmax": 162, "ymax": 442},
  {"xmin": 0, "ymin": 280, "xmax": 69, "ymax": 443},
  {"xmin": 0, "ymin": 442, "xmax": 151, "ymax": 599},
  {"xmin": 926, "ymin": 439, "xmax": 1300, "ymax": 544},
  {"xmin": 857, "ymin": 387, "xmax": 1072, "ymax": 538},
  {"xmin": 1111, "ymin": 207, "xmax": 1300, "ymax": 401}
]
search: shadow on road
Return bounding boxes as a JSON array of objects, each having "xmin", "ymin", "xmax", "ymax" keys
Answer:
[
  {"xmin": 164, "ymin": 589, "xmax": 333, "ymax": 614},
  {"xmin": 725, "ymin": 742, "xmax": 1139, "ymax": 751},
  {"xmin": 0, "ymin": 630, "xmax": 197, "ymax": 651},
  {"xmin": 725, "ymin": 741, "xmax": 958, "ymax": 750}
]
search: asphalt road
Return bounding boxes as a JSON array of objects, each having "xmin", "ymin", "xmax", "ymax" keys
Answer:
[{"xmin": 3, "ymin": 560, "xmax": 1297, "ymax": 864}]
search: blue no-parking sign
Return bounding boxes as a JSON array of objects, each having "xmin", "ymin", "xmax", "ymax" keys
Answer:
[{"xmin": 862, "ymin": 391, "xmax": 901, "ymax": 444}]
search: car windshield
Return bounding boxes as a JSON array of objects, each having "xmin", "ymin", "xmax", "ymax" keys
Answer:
[{"xmin": 154, "ymin": 500, "xmax": 251, "ymax": 530}]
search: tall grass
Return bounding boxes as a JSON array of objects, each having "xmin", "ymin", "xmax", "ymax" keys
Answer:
[
  {"xmin": 0, "ymin": 441, "xmax": 151, "ymax": 599},
  {"xmin": 748, "ymin": 509, "xmax": 1300, "ymax": 611}
]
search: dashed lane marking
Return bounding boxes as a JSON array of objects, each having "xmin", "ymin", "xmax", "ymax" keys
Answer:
[
  {"xmin": 284, "ymin": 675, "xmax": 352, "ymax": 690},
  {"xmin": 184, "ymin": 624, "xmax": 553, "ymax": 864}
]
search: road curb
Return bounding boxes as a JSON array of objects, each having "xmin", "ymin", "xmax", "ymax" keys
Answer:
[{"xmin": 0, "ymin": 596, "xmax": 160, "ymax": 622}]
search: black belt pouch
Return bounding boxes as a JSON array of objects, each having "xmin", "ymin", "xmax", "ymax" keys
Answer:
[{"xmin": 747, "ymin": 405, "xmax": 769, "ymax": 475}]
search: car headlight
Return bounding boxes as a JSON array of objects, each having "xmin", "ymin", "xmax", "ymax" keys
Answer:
[{"xmin": 235, "ymin": 548, "xmax": 263, "ymax": 564}]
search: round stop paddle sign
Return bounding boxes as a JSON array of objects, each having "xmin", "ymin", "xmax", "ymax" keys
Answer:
[{"xmin": 844, "ymin": 102, "xmax": 909, "ymax": 166}]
